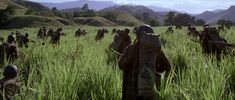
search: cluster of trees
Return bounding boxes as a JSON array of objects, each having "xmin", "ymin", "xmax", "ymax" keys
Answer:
[
  {"xmin": 25, "ymin": 6, "xmax": 73, "ymax": 19},
  {"xmin": 51, "ymin": 7, "xmax": 73, "ymax": 19},
  {"xmin": 73, "ymin": 4, "xmax": 96, "ymax": 17},
  {"xmin": 164, "ymin": 11, "xmax": 206, "ymax": 26},
  {"xmin": 217, "ymin": 19, "xmax": 233, "ymax": 26},
  {"xmin": 135, "ymin": 13, "xmax": 160, "ymax": 26},
  {"xmin": 0, "ymin": 6, "xmax": 16, "ymax": 26}
]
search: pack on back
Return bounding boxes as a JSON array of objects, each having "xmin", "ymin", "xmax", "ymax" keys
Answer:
[
  {"xmin": 208, "ymin": 28, "xmax": 227, "ymax": 49},
  {"xmin": 138, "ymin": 33, "xmax": 161, "ymax": 96},
  {"xmin": 110, "ymin": 34, "xmax": 121, "ymax": 51}
]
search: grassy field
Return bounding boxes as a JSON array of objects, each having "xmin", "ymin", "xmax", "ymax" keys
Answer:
[{"xmin": 0, "ymin": 26, "xmax": 234, "ymax": 100}]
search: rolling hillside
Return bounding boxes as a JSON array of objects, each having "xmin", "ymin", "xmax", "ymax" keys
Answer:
[
  {"xmin": 101, "ymin": 5, "xmax": 166, "ymax": 23},
  {"xmin": 0, "ymin": 0, "xmax": 76, "ymax": 28},
  {"xmin": 196, "ymin": 5, "xmax": 235, "ymax": 24},
  {"xmin": 73, "ymin": 17, "xmax": 117, "ymax": 27},
  {"xmin": 99, "ymin": 10, "xmax": 144, "ymax": 26},
  {"xmin": 0, "ymin": 0, "xmax": 27, "ymax": 15},
  {"xmin": 1, "ymin": 15, "xmax": 67, "ymax": 29}
]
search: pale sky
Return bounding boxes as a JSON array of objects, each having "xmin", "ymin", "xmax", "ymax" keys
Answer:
[{"xmin": 31, "ymin": 0, "xmax": 235, "ymax": 14}]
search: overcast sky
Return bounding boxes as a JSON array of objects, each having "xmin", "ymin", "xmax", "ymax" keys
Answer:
[{"xmin": 31, "ymin": 0, "xmax": 235, "ymax": 14}]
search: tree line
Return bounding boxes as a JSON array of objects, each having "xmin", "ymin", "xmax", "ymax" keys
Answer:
[
  {"xmin": 164, "ymin": 11, "xmax": 206, "ymax": 26},
  {"xmin": 164, "ymin": 11, "xmax": 235, "ymax": 26}
]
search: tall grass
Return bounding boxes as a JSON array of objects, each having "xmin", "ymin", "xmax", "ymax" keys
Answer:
[{"xmin": 0, "ymin": 26, "xmax": 234, "ymax": 100}]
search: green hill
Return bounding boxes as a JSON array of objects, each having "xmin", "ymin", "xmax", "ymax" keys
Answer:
[
  {"xmin": 55, "ymin": 17, "xmax": 76, "ymax": 26},
  {"xmin": 0, "ymin": 0, "xmax": 27, "ymax": 15},
  {"xmin": 99, "ymin": 10, "xmax": 144, "ymax": 26},
  {"xmin": 114, "ymin": 11, "xmax": 144, "ymax": 26},
  {"xmin": 1, "ymin": 15, "xmax": 66, "ymax": 29},
  {"xmin": 74, "ymin": 17, "xmax": 117, "ymax": 27},
  {"xmin": 0, "ymin": 0, "xmax": 77, "ymax": 28}
]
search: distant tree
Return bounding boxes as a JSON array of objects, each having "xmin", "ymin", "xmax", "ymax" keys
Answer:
[
  {"xmin": 164, "ymin": 12, "xmax": 196, "ymax": 26},
  {"xmin": 52, "ymin": 7, "xmax": 60, "ymax": 16},
  {"xmin": 217, "ymin": 19, "xmax": 233, "ymax": 26},
  {"xmin": 73, "ymin": 4, "xmax": 96, "ymax": 17},
  {"xmin": 52, "ymin": 7, "xmax": 58, "ymax": 12},
  {"xmin": 139, "ymin": 12, "xmax": 159, "ymax": 26},
  {"xmin": 174, "ymin": 13, "xmax": 195, "ymax": 26},
  {"xmin": 81, "ymin": 4, "xmax": 89, "ymax": 11},
  {"xmin": 164, "ymin": 11, "xmax": 176, "ymax": 25},
  {"xmin": 195, "ymin": 19, "xmax": 206, "ymax": 26},
  {"xmin": 149, "ymin": 19, "xmax": 160, "ymax": 26}
]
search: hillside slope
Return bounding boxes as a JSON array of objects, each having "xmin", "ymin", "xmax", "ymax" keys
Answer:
[
  {"xmin": 101, "ymin": 5, "xmax": 166, "ymax": 23},
  {"xmin": 0, "ymin": 0, "xmax": 27, "ymax": 15},
  {"xmin": 73, "ymin": 17, "xmax": 117, "ymax": 27},
  {"xmin": 1, "ymin": 15, "xmax": 66, "ymax": 29},
  {"xmin": 196, "ymin": 5, "xmax": 235, "ymax": 24}
]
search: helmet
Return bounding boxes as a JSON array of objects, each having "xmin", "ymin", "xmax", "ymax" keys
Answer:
[
  {"xmin": 3, "ymin": 64, "xmax": 18, "ymax": 78},
  {"xmin": 203, "ymin": 24, "xmax": 209, "ymax": 28},
  {"xmin": 203, "ymin": 24, "xmax": 210, "ymax": 32},
  {"xmin": 125, "ymin": 28, "xmax": 130, "ymax": 34},
  {"xmin": 7, "ymin": 34, "xmax": 16, "ymax": 43},
  {"xmin": 25, "ymin": 33, "xmax": 29, "ymax": 37},
  {"xmin": 135, "ymin": 24, "xmax": 154, "ymax": 36}
]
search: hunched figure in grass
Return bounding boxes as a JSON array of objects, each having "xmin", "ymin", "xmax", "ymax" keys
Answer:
[
  {"xmin": 175, "ymin": 23, "xmax": 182, "ymax": 30},
  {"xmin": 0, "ymin": 34, "xmax": 19, "ymax": 64},
  {"xmin": 110, "ymin": 28, "xmax": 132, "ymax": 55},
  {"xmin": 0, "ymin": 64, "xmax": 20, "ymax": 100},
  {"xmin": 166, "ymin": 26, "xmax": 174, "ymax": 33},
  {"xmin": 187, "ymin": 25, "xmax": 200, "ymax": 38},
  {"xmin": 118, "ymin": 25, "xmax": 171, "ymax": 100},
  {"xmin": 200, "ymin": 25, "xmax": 227, "ymax": 60},
  {"xmin": 95, "ymin": 29, "xmax": 105, "ymax": 41},
  {"xmin": 50, "ymin": 28, "xmax": 64, "ymax": 44},
  {"xmin": 18, "ymin": 33, "xmax": 30, "ymax": 48},
  {"xmin": 75, "ymin": 28, "xmax": 82, "ymax": 37}
]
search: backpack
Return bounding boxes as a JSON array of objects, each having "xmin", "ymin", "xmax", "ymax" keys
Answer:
[
  {"xmin": 138, "ymin": 33, "xmax": 161, "ymax": 95},
  {"xmin": 110, "ymin": 33, "xmax": 131, "ymax": 52},
  {"xmin": 207, "ymin": 27, "xmax": 227, "ymax": 49}
]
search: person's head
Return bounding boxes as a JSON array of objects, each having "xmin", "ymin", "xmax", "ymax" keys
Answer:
[
  {"xmin": 125, "ymin": 28, "xmax": 130, "ymax": 34},
  {"xmin": 7, "ymin": 34, "xmax": 16, "ymax": 43},
  {"xmin": 25, "ymin": 33, "xmax": 29, "ymax": 37},
  {"xmin": 3, "ymin": 64, "xmax": 18, "ymax": 79},
  {"xmin": 188, "ymin": 23, "xmax": 192, "ymax": 26},
  {"xmin": 117, "ymin": 29, "xmax": 130, "ymax": 36},
  {"xmin": 57, "ymin": 27, "xmax": 62, "ymax": 32},
  {"xmin": 208, "ymin": 27, "xmax": 218, "ymax": 35},
  {"xmin": 11, "ymin": 32, "xmax": 14, "ymax": 35},
  {"xmin": 203, "ymin": 24, "xmax": 209, "ymax": 31},
  {"xmin": 135, "ymin": 24, "xmax": 154, "ymax": 40}
]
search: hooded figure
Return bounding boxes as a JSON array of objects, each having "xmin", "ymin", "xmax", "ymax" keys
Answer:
[{"xmin": 118, "ymin": 25, "xmax": 171, "ymax": 100}]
